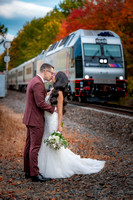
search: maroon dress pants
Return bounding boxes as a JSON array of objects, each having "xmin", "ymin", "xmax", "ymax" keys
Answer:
[{"xmin": 24, "ymin": 126, "xmax": 44, "ymax": 176}]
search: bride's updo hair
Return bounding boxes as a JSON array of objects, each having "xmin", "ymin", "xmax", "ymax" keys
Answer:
[{"xmin": 49, "ymin": 71, "xmax": 68, "ymax": 114}]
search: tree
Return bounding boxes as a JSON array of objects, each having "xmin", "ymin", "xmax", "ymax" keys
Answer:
[
  {"xmin": 0, "ymin": 24, "xmax": 7, "ymax": 36},
  {"xmin": 58, "ymin": 0, "xmax": 87, "ymax": 17},
  {"xmin": 8, "ymin": 8, "xmax": 65, "ymax": 69},
  {"xmin": 0, "ymin": 24, "xmax": 7, "ymax": 45},
  {"xmin": 0, "ymin": 52, "xmax": 6, "ymax": 71}
]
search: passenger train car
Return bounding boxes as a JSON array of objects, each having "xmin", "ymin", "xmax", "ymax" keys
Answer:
[{"xmin": 8, "ymin": 29, "xmax": 127, "ymax": 101}]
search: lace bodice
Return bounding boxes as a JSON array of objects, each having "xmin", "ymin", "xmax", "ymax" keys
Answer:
[{"xmin": 43, "ymin": 95, "xmax": 58, "ymax": 139}]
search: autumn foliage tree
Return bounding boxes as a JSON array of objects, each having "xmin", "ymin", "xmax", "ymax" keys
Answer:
[
  {"xmin": 58, "ymin": 0, "xmax": 87, "ymax": 17},
  {"xmin": 8, "ymin": 8, "xmax": 64, "ymax": 69}
]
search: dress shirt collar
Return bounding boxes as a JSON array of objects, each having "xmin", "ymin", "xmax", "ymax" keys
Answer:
[{"xmin": 37, "ymin": 74, "xmax": 45, "ymax": 83}]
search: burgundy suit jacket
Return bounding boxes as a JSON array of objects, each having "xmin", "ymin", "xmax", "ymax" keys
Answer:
[{"xmin": 23, "ymin": 75, "xmax": 55, "ymax": 128}]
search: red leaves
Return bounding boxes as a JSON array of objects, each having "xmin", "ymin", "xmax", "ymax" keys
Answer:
[{"xmin": 56, "ymin": 0, "xmax": 133, "ymax": 46}]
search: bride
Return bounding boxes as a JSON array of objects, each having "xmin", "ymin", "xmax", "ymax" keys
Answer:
[{"xmin": 38, "ymin": 71, "xmax": 105, "ymax": 179}]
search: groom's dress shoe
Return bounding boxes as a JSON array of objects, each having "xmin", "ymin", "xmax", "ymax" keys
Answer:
[
  {"xmin": 31, "ymin": 173, "xmax": 51, "ymax": 182},
  {"xmin": 25, "ymin": 172, "xmax": 31, "ymax": 179}
]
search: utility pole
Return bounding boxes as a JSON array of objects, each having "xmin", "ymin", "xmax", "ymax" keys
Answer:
[
  {"xmin": 4, "ymin": 41, "xmax": 11, "ymax": 72},
  {"xmin": 3, "ymin": 41, "xmax": 11, "ymax": 94}
]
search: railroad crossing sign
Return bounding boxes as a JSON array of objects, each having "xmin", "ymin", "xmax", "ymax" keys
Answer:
[
  {"xmin": 4, "ymin": 41, "xmax": 11, "ymax": 49},
  {"xmin": 4, "ymin": 55, "xmax": 10, "ymax": 63}
]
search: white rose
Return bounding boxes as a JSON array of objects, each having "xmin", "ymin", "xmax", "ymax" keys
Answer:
[
  {"xmin": 55, "ymin": 136, "xmax": 59, "ymax": 141},
  {"xmin": 49, "ymin": 136, "xmax": 52, "ymax": 140}
]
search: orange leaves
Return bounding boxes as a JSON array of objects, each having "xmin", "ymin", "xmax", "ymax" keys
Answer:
[{"xmin": 56, "ymin": 20, "xmax": 68, "ymax": 40}]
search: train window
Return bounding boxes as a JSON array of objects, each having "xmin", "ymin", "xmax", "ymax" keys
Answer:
[
  {"xmin": 47, "ymin": 45, "xmax": 52, "ymax": 51},
  {"xmin": 53, "ymin": 42, "xmax": 59, "ymax": 49},
  {"xmin": 65, "ymin": 34, "xmax": 75, "ymax": 46},
  {"xmin": 84, "ymin": 44, "xmax": 101, "ymax": 57},
  {"xmin": 48, "ymin": 42, "xmax": 59, "ymax": 51},
  {"xmin": 59, "ymin": 35, "xmax": 70, "ymax": 47},
  {"xmin": 104, "ymin": 45, "xmax": 121, "ymax": 57},
  {"xmin": 26, "ymin": 67, "xmax": 31, "ymax": 74},
  {"xmin": 18, "ymin": 71, "xmax": 23, "ymax": 76},
  {"xmin": 12, "ymin": 73, "xmax": 16, "ymax": 78}
]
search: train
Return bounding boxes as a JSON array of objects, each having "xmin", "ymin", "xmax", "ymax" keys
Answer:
[{"xmin": 7, "ymin": 29, "xmax": 127, "ymax": 101}]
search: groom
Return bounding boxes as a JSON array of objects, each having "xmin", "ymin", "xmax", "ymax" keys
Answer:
[{"xmin": 23, "ymin": 63, "xmax": 55, "ymax": 182}]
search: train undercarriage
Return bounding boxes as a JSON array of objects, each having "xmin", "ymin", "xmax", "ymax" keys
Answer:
[{"xmin": 69, "ymin": 79, "xmax": 128, "ymax": 102}]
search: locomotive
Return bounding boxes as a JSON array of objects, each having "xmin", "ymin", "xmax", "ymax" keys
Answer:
[{"xmin": 8, "ymin": 29, "xmax": 127, "ymax": 101}]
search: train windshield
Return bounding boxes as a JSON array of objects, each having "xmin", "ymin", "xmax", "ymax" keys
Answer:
[
  {"xmin": 103, "ymin": 45, "xmax": 121, "ymax": 57},
  {"xmin": 84, "ymin": 44, "xmax": 101, "ymax": 57}
]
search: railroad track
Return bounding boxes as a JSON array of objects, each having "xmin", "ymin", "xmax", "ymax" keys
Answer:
[{"xmin": 68, "ymin": 101, "xmax": 133, "ymax": 117}]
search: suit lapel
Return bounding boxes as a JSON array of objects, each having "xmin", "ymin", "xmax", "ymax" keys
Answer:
[{"xmin": 36, "ymin": 75, "xmax": 44, "ymax": 84}]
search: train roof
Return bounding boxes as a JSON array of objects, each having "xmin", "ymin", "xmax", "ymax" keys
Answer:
[
  {"xmin": 46, "ymin": 29, "xmax": 120, "ymax": 56},
  {"xmin": 8, "ymin": 57, "xmax": 37, "ymax": 73},
  {"xmin": 8, "ymin": 29, "xmax": 121, "ymax": 73}
]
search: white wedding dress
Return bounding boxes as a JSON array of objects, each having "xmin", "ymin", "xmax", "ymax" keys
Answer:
[{"xmin": 38, "ymin": 95, "xmax": 105, "ymax": 179}]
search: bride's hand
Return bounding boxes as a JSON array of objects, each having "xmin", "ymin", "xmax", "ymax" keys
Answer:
[{"xmin": 57, "ymin": 126, "xmax": 63, "ymax": 133}]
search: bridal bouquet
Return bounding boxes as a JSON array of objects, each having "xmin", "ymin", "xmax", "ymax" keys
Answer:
[{"xmin": 44, "ymin": 131, "xmax": 69, "ymax": 150}]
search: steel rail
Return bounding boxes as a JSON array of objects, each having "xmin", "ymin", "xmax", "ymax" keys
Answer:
[{"xmin": 68, "ymin": 101, "xmax": 133, "ymax": 117}]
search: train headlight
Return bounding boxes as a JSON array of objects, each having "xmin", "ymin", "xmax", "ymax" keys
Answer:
[
  {"xmin": 103, "ymin": 59, "xmax": 108, "ymax": 64},
  {"xmin": 99, "ymin": 58, "xmax": 108, "ymax": 64},
  {"xmin": 119, "ymin": 76, "xmax": 123, "ymax": 80},
  {"xmin": 85, "ymin": 75, "xmax": 89, "ymax": 79},
  {"xmin": 99, "ymin": 59, "xmax": 104, "ymax": 63}
]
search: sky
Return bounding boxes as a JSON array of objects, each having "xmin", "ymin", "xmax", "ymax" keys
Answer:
[{"xmin": 0, "ymin": 0, "xmax": 63, "ymax": 54}]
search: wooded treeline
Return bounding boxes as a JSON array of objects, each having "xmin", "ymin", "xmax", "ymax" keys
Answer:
[{"xmin": 0, "ymin": 0, "xmax": 133, "ymax": 93}]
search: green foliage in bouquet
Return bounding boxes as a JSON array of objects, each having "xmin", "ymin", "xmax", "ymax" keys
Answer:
[{"xmin": 44, "ymin": 131, "xmax": 69, "ymax": 150}]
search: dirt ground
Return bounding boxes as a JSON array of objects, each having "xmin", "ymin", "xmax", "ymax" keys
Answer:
[{"xmin": 0, "ymin": 91, "xmax": 133, "ymax": 200}]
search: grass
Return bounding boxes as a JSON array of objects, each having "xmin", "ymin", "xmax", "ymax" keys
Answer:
[
  {"xmin": 0, "ymin": 105, "xmax": 26, "ymax": 160},
  {"xmin": 118, "ymin": 96, "xmax": 133, "ymax": 106}
]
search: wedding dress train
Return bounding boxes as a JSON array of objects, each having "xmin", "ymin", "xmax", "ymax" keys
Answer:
[{"xmin": 38, "ymin": 96, "xmax": 105, "ymax": 179}]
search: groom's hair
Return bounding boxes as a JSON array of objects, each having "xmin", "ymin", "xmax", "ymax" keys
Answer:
[{"xmin": 40, "ymin": 63, "xmax": 54, "ymax": 73}]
